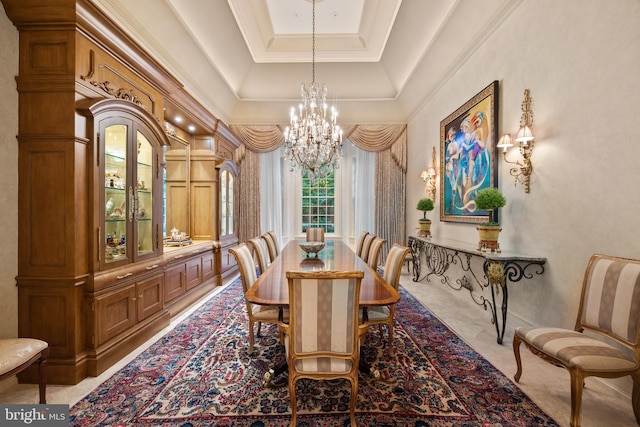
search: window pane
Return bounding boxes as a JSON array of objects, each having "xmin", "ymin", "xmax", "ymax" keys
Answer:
[{"xmin": 301, "ymin": 171, "xmax": 335, "ymax": 234}]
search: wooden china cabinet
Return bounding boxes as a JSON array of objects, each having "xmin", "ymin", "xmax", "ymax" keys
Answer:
[{"xmin": 3, "ymin": 0, "xmax": 241, "ymax": 384}]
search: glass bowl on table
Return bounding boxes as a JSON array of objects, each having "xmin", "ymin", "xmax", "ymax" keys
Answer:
[{"xmin": 299, "ymin": 241, "xmax": 325, "ymax": 257}]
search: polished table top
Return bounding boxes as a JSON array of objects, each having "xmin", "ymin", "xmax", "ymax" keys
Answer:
[{"xmin": 245, "ymin": 239, "xmax": 400, "ymax": 307}]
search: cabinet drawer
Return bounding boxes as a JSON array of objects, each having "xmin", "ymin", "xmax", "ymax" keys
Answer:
[
  {"xmin": 185, "ymin": 257, "xmax": 202, "ymax": 291},
  {"xmin": 96, "ymin": 285, "xmax": 136, "ymax": 346},
  {"xmin": 137, "ymin": 274, "xmax": 164, "ymax": 322},
  {"xmin": 164, "ymin": 263, "xmax": 186, "ymax": 302}
]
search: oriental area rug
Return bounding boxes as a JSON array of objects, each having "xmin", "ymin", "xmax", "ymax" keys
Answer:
[{"xmin": 69, "ymin": 277, "xmax": 558, "ymax": 426}]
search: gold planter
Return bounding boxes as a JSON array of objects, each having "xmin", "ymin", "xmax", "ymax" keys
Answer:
[
  {"xmin": 418, "ymin": 220, "xmax": 431, "ymax": 236},
  {"xmin": 477, "ymin": 225, "xmax": 501, "ymax": 252}
]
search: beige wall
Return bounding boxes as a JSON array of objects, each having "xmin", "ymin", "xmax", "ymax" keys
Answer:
[
  {"xmin": 406, "ymin": 0, "xmax": 640, "ymax": 391},
  {"xmin": 0, "ymin": 4, "xmax": 18, "ymax": 339}
]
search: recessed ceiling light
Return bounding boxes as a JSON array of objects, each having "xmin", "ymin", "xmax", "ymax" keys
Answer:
[
  {"xmin": 292, "ymin": 11, "xmax": 300, "ymax": 19},
  {"xmin": 187, "ymin": 125, "xmax": 196, "ymax": 132},
  {"xmin": 174, "ymin": 116, "xmax": 183, "ymax": 123},
  {"xmin": 331, "ymin": 11, "xmax": 339, "ymax": 18}
]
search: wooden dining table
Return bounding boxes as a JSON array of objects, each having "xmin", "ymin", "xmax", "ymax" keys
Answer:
[
  {"xmin": 245, "ymin": 238, "xmax": 400, "ymax": 385},
  {"xmin": 245, "ymin": 239, "xmax": 399, "ymax": 307}
]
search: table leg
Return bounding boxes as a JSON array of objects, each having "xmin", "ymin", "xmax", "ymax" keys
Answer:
[{"xmin": 487, "ymin": 261, "xmax": 508, "ymax": 344}]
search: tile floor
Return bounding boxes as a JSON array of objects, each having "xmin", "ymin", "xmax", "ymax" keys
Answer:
[{"xmin": 0, "ymin": 271, "xmax": 637, "ymax": 426}]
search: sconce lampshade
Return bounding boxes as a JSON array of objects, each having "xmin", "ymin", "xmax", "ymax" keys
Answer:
[
  {"xmin": 497, "ymin": 133, "xmax": 514, "ymax": 150},
  {"xmin": 515, "ymin": 125, "xmax": 534, "ymax": 144},
  {"xmin": 427, "ymin": 167, "xmax": 436, "ymax": 177},
  {"xmin": 420, "ymin": 170, "xmax": 428, "ymax": 181}
]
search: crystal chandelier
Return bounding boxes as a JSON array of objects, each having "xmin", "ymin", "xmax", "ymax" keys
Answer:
[{"xmin": 284, "ymin": 0, "xmax": 343, "ymax": 183}]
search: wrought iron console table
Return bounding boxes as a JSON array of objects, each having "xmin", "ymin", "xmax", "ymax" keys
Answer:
[{"xmin": 407, "ymin": 235, "xmax": 546, "ymax": 344}]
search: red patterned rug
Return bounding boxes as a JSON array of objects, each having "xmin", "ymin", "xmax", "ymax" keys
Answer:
[{"xmin": 70, "ymin": 277, "xmax": 558, "ymax": 426}]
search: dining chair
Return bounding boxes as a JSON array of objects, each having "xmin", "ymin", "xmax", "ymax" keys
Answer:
[
  {"xmin": 365, "ymin": 244, "xmax": 410, "ymax": 357},
  {"xmin": 247, "ymin": 237, "xmax": 269, "ymax": 275},
  {"xmin": 513, "ymin": 254, "xmax": 640, "ymax": 427},
  {"xmin": 367, "ymin": 237, "xmax": 387, "ymax": 270},
  {"xmin": 229, "ymin": 243, "xmax": 287, "ymax": 356},
  {"xmin": 355, "ymin": 231, "xmax": 369, "ymax": 257},
  {"xmin": 278, "ymin": 270, "xmax": 367, "ymax": 427},
  {"xmin": 359, "ymin": 234, "xmax": 376, "ymax": 263},
  {"xmin": 261, "ymin": 233, "xmax": 278, "ymax": 263},
  {"xmin": 305, "ymin": 227, "xmax": 325, "ymax": 242},
  {"xmin": 267, "ymin": 231, "xmax": 280, "ymax": 255}
]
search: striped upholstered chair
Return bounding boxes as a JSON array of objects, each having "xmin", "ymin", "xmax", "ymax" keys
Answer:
[
  {"xmin": 267, "ymin": 231, "xmax": 280, "ymax": 255},
  {"xmin": 366, "ymin": 237, "xmax": 386, "ymax": 270},
  {"xmin": 513, "ymin": 254, "xmax": 640, "ymax": 427},
  {"xmin": 229, "ymin": 243, "xmax": 286, "ymax": 355},
  {"xmin": 359, "ymin": 234, "xmax": 376, "ymax": 263},
  {"xmin": 261, "ymin": 233, "xmax": 278, "ymax": 263},
  {"xmin": 247, "ymin": 237, "xmax": 269, "ymax": 275},
  {"xmin": 305, "ymin": 227, "xmax": 325, "ymax": 242},
  {"xmin": 365, "ymin": 244, "xmax": 410, "ymax": 356},
  {"xmin": 355, "ymin": 231, "xmax": 369, "ymax": 257},
  {"xmin": 279, "ymin": 270, "xmax": 367, "ymax": 427}
]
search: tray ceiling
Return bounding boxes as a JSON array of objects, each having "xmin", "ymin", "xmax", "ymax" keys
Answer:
[{"xmin": 90, "ymin": 0, "xmax": 519, "ymax": 125}]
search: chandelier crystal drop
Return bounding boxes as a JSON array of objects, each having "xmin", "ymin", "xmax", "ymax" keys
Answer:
[{"xmin": 283, "ymin": 0, "xmax": 343, "ymax": 183}]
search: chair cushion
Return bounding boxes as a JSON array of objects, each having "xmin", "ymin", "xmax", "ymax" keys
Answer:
[
  {"xmin": 516, "ymin": 327, "xmax": 638, "ymax": 372},
  {"xmin": 366, "ymin": 306, "xmax": 391, "ymax": 321},
  {"xmin": 250, "ymin": 304, "xmax": 289, "ymax": 322},
  {"xmin": 0, "ymin": 338, "xmax": 48, "ymax": 375},
  {"xmin": 284, "ymin": 336, "xmax": 353, "ymax": 373}
]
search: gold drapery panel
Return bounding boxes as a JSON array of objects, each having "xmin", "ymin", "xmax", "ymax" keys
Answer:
[
  {"xmin": 234, "ymin": 145, "xmax": 261, "ymax": 243},
  {"xmin": 231, "ymin": 124, "xmax": 406, "ymax": 247},
  {"xmin": 375, "ymin": 149, "xmax": 406, "ymax": 261}
]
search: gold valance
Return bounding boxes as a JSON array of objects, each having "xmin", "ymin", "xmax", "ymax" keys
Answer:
[
  {"xmin": 229, "ymin": 125, "xmax": 285, "ymax": 153},
  {"xmin": 231, "ymin": 123, "xmax": 406, "ymax": 171}
]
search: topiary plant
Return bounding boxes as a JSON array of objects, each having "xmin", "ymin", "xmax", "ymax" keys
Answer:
[
  {"xmin": 474, "ymin": 187, "xmax": 506, "ymax": 225},
  {"xmin": 416, "ymin": 198, "xmax": 435, "ymax": 222}
]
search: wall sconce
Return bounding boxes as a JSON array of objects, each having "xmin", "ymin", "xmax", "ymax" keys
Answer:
[
  {"xmin": 421, "ymin": 146, "xmax": 437, "ymax": 200},
  {"xmin": 497, "ymin": 89, "xmax": 535, "ymax": 193}
]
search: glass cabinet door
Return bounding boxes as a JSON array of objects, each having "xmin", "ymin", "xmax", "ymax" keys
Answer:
[
  {"xmin": 220, "ymin": 169, "xmax": 234, "ymax": 237},
  {"xmin": 101, "ymin": 120, "xmax": 160, "ymax": 269},
  {"xmin": 136, "ymin": 131, "xmax": 153, "ymax": 257},
  {"xmin": 104, "ymin": 124, "xmax": 129, "ymax": 264}
]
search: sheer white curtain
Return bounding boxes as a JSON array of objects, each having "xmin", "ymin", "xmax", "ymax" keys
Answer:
[
  {"xmin": 260, "ymin": 147, "xmax": 284, "ymax": 247},
  {"xmin": 341, "ymin": 141, "xmax": 375, "ymax": 246}
]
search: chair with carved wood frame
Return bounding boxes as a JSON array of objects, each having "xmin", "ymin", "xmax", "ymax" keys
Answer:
[
  {"xmin": 261, "ymin": 233, "xmax": 278, "ymax": 263},
  {"xmin": 365, "ymin": 244, "xmax": 410, "ymax": 357},
  {"xmin": 366, "ymin": 237, "xmax": 386, "ymax": 270},
  {"xmin": 355, "ymin": 231, "xmax": 369, "ymax": 258},
  {"xmin": 267, "ymin": 231, "xmax": 280, "ymax": 256},
  {"xmin": 305, "ymin": 227, "xmax": 325, "ymax": 242},
  {"xmin": 248, "ymin": 237, "xmax": 269, "ymax": 275},
  {"xmin": 278, "ymin": 270, "xmax": 367, "ymax": 427},
  {"xmin": 359, "ymin": 234, "xmax": 376, "ymax": 263},
  {"xmin": 229, "ymin": 243, "xmax": 287, "ymax": 356},
  {"xmin": 513, "ymin": 254, "xmax": 640, "ymax": 427}
]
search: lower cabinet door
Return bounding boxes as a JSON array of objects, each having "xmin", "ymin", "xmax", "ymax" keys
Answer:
[
  {"xmin": 164, "ymin": 263, "xmax": 186, "ymax": 302},
  {"xmin": 96, "ymin": 285, "xmax": 136, "ymax": 346},
  {"xmin": 136, "ymin": 274, "xmax": 164, "ymax": 322},
  {"xmin": 202, "ymin": 252, "xmax": 215, "ymax": 281},
  {"xmin": 185, "ymin": 257, "xmax": 202, "ymax": 290}
]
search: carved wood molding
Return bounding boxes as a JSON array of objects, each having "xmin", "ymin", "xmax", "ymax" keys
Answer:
[{"xmin": 89, "ymin": 80, "xmax": 144, "ymax": 107}]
